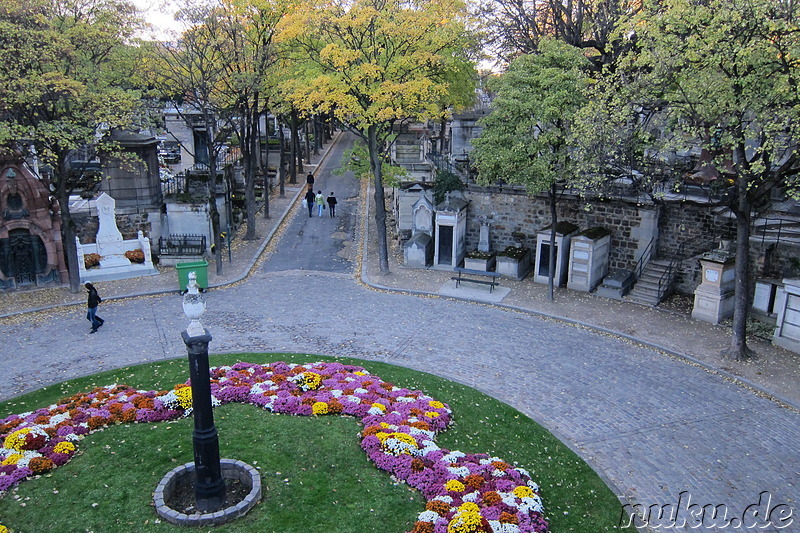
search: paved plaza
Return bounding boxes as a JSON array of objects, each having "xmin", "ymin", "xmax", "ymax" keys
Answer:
[{"xmin": 0, "ymin": 133, "xmax": 798, "ymax": 531}]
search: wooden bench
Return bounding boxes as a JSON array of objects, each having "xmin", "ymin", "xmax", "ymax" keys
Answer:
[{"xmin": 451, "ymin": 267, "xmax": 502, "ymax": 293}]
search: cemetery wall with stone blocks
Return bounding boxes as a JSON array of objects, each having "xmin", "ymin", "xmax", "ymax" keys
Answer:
[{"xmin": 73, "ymin": 211, "xmax": 153, "ymax": 244}]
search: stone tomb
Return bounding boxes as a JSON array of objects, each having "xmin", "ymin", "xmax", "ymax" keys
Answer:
[
  {"xmin": 534, "ymin": 222, "xmax": 579, "ymax": 286},
  {"xmin": 76, "ymin": 193, "xmax": 159, "ymax": 282},
  {"xmin": 403, "ymin": 192, "xmax": 435, "ymax": 267},
  {"xmin": 433, "ymin": 192, "xmax": 468, "ymax": 270},
  {"xmin": 772, "ymin": 278, "xmax": 800, "ymax": 354},
  {"xmin": 567, "ymin": 227, "xmax": 611, "ymax": 292},
  {"xmin": 691, "ymin": 250, "xmax": 736, "ymax": 324}
]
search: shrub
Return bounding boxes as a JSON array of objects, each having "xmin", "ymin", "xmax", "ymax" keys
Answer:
[
  {"xmin": 83, "ymin": 253, "xmax": 101, "ymax": 269},
  {"xmin": 124, "ymin": 249, "xmax": 145, "ymax": 263}
]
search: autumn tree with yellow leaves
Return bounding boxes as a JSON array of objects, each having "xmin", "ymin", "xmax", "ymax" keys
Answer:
[{"xmin": 278, "ymin": 0, "xmax": 478, "ymax": 274}]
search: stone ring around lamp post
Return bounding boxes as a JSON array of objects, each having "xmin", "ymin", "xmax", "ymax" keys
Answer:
[{"xmin": 153, "ymin": 274, "xmax": 262, "ymax": 526}]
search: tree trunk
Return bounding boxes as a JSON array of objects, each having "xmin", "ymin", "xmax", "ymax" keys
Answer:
[
  {"xmin": 368, "ymin": 125, "xmax": 390, "ymax": 274},
  {"xmin": 726, "ymin": 187, "xmax": 754, "ymax": 360},
  {"xmin": 278, "ymin": 116, "xmax": 287, "ymax": 197},
  {"xmin": 547, "ymin": 184, "xmax": 557, "ymax": 302},
  {"xmin": 243, "ymin": 106, "xmax": 258, "ymax": 240},
  {"xmin": 289, "ymin": 111, "xmax": 297, "ymax": 184},
  {"xmin": 206, "ymin": 133, "xmax": 223, "ymax": 276},
  {"xmin": 56, "ymin": 156, "xmax": 81, "ymax": 293}
]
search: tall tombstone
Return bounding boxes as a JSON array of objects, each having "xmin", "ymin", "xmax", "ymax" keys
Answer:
[
  {"xmin": 404, "ymin": 192, "xmax": 435, "ymax": 267},
  {"xmin": 478, "ymin": 215, "xmax": 492, "ymax": 253},
  {"xmin": 94, "ymin": 193, "xmax": 128, "ymax": 267}
]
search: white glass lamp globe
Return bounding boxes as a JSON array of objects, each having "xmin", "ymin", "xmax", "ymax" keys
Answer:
[{"xmin": 182, "ymin": 271, "xmax": 206, "ymax": 336}]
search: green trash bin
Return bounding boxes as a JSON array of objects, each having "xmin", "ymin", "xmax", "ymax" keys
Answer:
[{"xmin": 176, "ymin": 261, "xmax": 208, "ymax": 292}]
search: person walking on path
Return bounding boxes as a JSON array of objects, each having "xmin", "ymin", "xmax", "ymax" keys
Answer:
[
  {"xmin": 85, "ymin": 282, "xmax": 104, "ymax": 334},
  {"xmin": 315, "ymin": 190, "xmax": 325, "ymax": 217},
  {"xmin": 304, "ymin": 187, "xmax": 316, "ymax": 217},
  {"xmin": 306, "ymin": 172, "xmax": 315, "ymax": 187},
  {"xmin": 327, "ymin": 192, "xmax": 337, "ymax": 217}
]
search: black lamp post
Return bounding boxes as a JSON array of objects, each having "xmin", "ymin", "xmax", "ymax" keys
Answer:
[{"xmin": 182, "ymin": 272, "xmax": 226, "ymax": 512}]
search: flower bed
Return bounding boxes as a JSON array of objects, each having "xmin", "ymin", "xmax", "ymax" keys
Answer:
[
  {"xmin": 0, "ymin": 361, "xmax": 548, "ymax": 533},
  {"xmin": 83, "ymin": 253, "xmax": 101, "ymax": 269},
  {"xmin": 124, "ymin": 249, "xmax": 145, "ymax": 263}
]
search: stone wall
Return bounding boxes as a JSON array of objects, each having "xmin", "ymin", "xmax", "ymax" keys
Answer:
[
  {"xmin": 463, "ymin": 186, "xmax": 657, "ymax": 271},
  {"xmin": 456, "ymin": 187, "xmax": 800, "ymax": 296}
]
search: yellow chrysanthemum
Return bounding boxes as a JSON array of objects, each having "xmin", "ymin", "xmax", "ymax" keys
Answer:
[
  {"xmin": 175, "ymin": 387, "xmax": 193, "ymax": 409},
  {"xmin": 376, "ymin": 431, "xmax": 390, "ymax": 442},
  {"xmin": 447, "ymin": 509, "xmax": 484, "ymax": 533},
  {"xmin": 1, "ymin": 453, "xmax": 24, "ymax": 466},
  {"xmin": 370, "ymin": 402, "xmax": 386, "ymax": 411},
  {"xmin": 445, "ymin": 479, "xmax": 465, "ymax": 492},
  {"xmin": 379, "ymin": 422, "xmax": 390, "ymax": 428},
  {"xmin": 53, "ymin": 441, "xmax": 76, "ymax": 454},
  {"xmin": 312, "ymin": 402, "xmax": 329, "ymax": 415},
  {"xmin": 0, "ymin": 524, "xmax": 9, "ymax": 533},
  {"xmin": 3, "ymin": 428, "xmax": 32, "ymax": 451},
  {"xmin": 354, "ymin": 371, "xmax": 367, "ymax": 376},
  {"xmin": 299, "ymin": 372, "xmax": 322, "ymax": 391},
  {"xmin": 459, "ymin": 502, "xmax": 480, "ymax": 513},
  {"xmin": 513, "ymin": 485, "xmax": 534, "ymax": 498},
  {"xmin": 424, "ymin": 411, "xmax": 441, "ymax": 418},
  {"xmin": 428, "ymin": 400, "xmax": 444, "ymax": 409}
]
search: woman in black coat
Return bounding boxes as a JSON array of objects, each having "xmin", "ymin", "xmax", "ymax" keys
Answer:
[{"xmin": 85, "ymin": 282, "xmax": 104, "ymax": 333}]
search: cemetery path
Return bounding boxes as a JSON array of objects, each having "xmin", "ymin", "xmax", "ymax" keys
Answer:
[{"xmin": 0, "ymin": 132, "xmax": 797, "ymax": 531}]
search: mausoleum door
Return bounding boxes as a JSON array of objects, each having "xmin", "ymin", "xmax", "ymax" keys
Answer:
[
  {"xmin": 438, "ymin": 225, "xmax": 453, "ymax": 265},
  {"xmin": 0, "ymin": 229, "xmax": 46, "ymax": 285}
]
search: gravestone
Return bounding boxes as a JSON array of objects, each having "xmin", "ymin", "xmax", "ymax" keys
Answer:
[
  {"xmin": 404, "ymin": 192, "xmax": 434, "ymax": 267},
  {"xmin": 567, "ymin": 227, "xmax": 611, "ymax": 292},
  {"xmin": 691, "ymin": 250, "xmax": 736, "ymax": 324},
  {"xmin": 76, "ymin": 193, "xmax": 158, "ymax": 282}
]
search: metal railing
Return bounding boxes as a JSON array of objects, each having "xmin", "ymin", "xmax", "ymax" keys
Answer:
[
  {"xmin": 159, "ymin": 234, "xmax": 207, "ymax": 256},
  {"xmin": 752, "ymin": 217, "xmax": 800, "ymax": 247}
]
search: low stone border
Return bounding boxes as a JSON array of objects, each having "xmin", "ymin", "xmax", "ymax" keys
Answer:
[{"xmin": 153, "ymin": 459, "xmax": 262, "ymax": 526}]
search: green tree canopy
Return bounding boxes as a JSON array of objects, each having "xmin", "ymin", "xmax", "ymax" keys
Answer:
[
  {"xmin": 596, "ymin": 0, "xmax": 800, "ymax": 359},
  {"xmin": 0, "ymin": 0, "xmax": 145, "ymax": 292},
  {"xmin": 472, "ymin": 38, "xmax": 590, "ymax": 300}
]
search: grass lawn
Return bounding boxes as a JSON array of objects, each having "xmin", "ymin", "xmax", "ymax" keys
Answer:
[{"xmin": 0, "ymin": 353, "xmax": 630, "ymax": 532}]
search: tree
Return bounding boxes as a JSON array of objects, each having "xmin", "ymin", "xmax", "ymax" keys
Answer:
[
  {"xmin": 143, "ymin": 8, "xmax": 237, "ymax": 276},
  {"xmin": 278, "ymin": 0, "xmax": 478, "ymax": 274},
  {"xmin": 471, "ymin": 38, "xmax": 590, "ymax": 301},
  {"xmin": 475, "ymin": 0, "xmax": 641, "ymax": 70},
  {"xmin": 216, "ymin": 0, "xmax": 289, "ymax": 238},
  {"xmin": 596, "ymin": 0, "xmax": 800, "ymax": 359},
  {"xmin": 0, "ymin": 0, "xmax": 144, "ymax": 293}
]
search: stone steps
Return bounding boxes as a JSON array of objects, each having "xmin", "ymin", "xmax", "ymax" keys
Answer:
[{"xmin": 627, "ymin": 259, "xmax": 676, "ymax": 306}]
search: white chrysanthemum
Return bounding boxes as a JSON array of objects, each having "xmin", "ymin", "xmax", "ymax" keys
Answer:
[
  {"xmin": 408, "ymin": 427, "xmax": 435, "ymax": 439},
  {"xmin": 492, "ymin": 469, "xmax": 507, "ymax": 477},
  {"xmin": 416, "ymin": 510, "xmax": 440, "ymax": 523},
  {"xmin": 344, "ymin": 377, "xmax": 355, "ymax": 382},
  {"xmin": 432, "ymin": 495, "xmax": 453, "ymax": 504},
  {"xmin": 345, "ymin": 395, "xmax": 361, "ymax": 404},
  {"xmin": 489, "ymin": 521, "xmax": 520, "ymax": 533},
  {"xmin": 499, "ymin": 492, "xmax": 518, "ymax": 508},
  {"xmin": 354, "ymin": 387, "xmax": 368, "ymax": 394},
  {"xmin": 462, "ymin": 491, "xmax": 480, "ymax": 502},
  {"xmin": 367, "ymin": 406, "xmax": 385, "ymax": 416},
  {"xmin": 448, "ymin": 466, "xmax": 470, "ymax": 477},
  {"xmin": 395, "ymin": 396, "xmax": 416, "ymax": 403},
  {"xmin": 12, "ymin": 450, "xmax": 43, "ymax": 468},
  {"xmin": 527, "ymin": 480, "xmax": 540, "ymax": 492},
  {"xmin": 48, "ymin": 412, "xmax": 71, "ymax": 427},
  {"xmin": 418, "ymin": 441, "xmax": 440, "ymax": 455},
  {"xmin": 442, "ymin": 451, "xmax": 466, "ymax": 463},
  {"xmin": 515, "ymin": 467, "xmax": 530, "ymax": 478},
  {"xmin": 519, "ymin": 496, "xmax": 544, "ymax": 514},
  {"xmin": 330, "ymin": 390, "xmax": 343, "ymax": 397}
]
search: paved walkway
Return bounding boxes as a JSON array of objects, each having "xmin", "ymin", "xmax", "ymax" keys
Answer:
[{"xmin": 0, "ymin": 132, "xmax": 798, "ymax": 532}]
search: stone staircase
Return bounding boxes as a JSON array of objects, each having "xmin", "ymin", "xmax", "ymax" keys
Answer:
[{"xmin": 626, "ymin": 259, "xmax": 677, "ymax": 306}]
